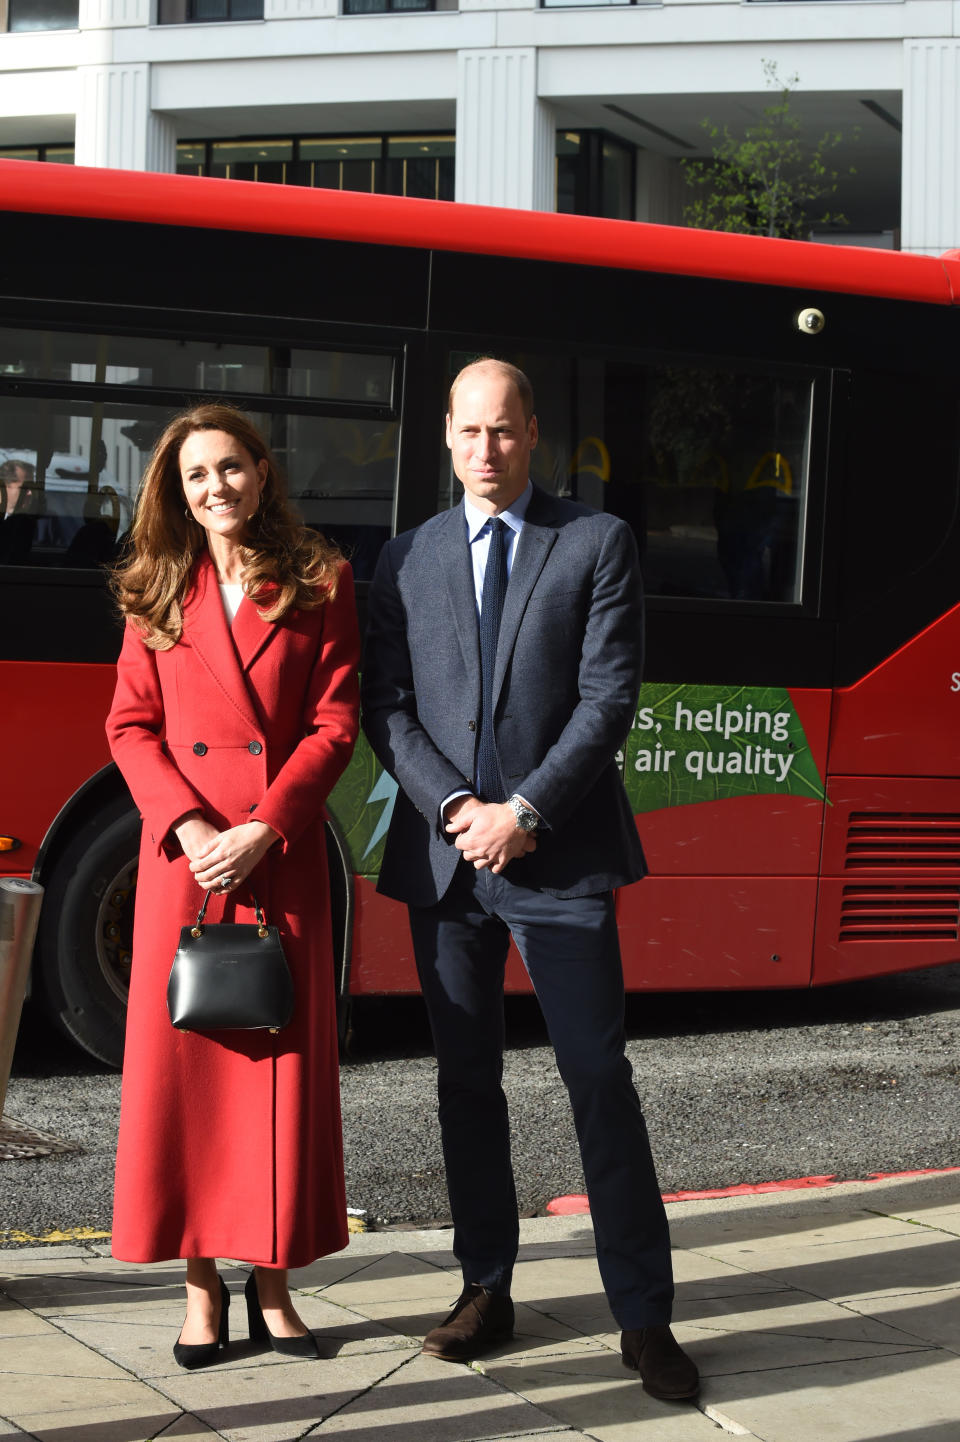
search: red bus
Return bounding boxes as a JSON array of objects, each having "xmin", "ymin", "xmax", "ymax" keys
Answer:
[{"xmin": 3, "ymin": 159, "xmax": 959, "ymax": 1065}]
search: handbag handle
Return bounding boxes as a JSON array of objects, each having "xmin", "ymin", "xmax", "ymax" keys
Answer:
[{"xmin": 191, "ymin": 887, "xmax": 269, "ymax": 940}]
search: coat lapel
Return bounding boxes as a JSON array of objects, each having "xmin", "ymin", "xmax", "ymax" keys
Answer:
[
  {"xmin": 437, "ymin": 504, "xmax": 482, "ymax": 689},
  {"xmin": 183, "ymin": 554, "xmax": 263, "ymax": 734},
  {"xmin": 494, "ymin": 490, "xmax": 557, "ymax": 700},
  {"xmin": 231, "ymin": 585, "xmax": 282, "ymax": 677}
]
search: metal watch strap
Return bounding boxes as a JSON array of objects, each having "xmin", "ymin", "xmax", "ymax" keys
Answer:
[{"xmin": 508, "ymin": 795, "xmax": 539, "ymax": 832}]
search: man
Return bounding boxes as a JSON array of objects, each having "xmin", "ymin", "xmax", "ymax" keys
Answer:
[{"xmin": 361, "ymin": 359, "xmax": 698, "ymax": 1402}]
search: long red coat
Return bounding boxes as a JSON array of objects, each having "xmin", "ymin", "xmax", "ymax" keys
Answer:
[{"xmin": 107, "ymin": 553, "xmax": 360, "ymax": 1267}]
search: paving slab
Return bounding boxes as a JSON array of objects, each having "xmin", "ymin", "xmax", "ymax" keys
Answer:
[
  {"xmin": 158, "ymin": 1345, "xmax": 417, "ymax": 1442},
  {"xmin": 727, "ymin": 1228, "xmax": 960, "ymax": 1304},
  {"xmin": 703, "ymin": 1347, "xmax": 960, "ymax": 1441},
  {"xmin": 53, "ymin": 1289, "xmax": 410, "ymax": 1381},
  {"xmin": 0, "ymin": 1299, "xmax": 61, "ymax": 1339},
  {"xmin": 475, "ymin": 1348, "xmax": 723, "ymax": 1442},
  {"xmin": 156, "ymin": 1417, "xmax": 226, "ymax": 1441},
  {"xmin": 307, "ymin": 1351, "xmax": 570, "ymax": 1441},
  {"xmin": 843, "ymin": 1284, "xmax": 960, "ymax": 1352}
]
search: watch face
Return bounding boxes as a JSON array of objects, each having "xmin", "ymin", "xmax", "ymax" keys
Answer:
[{"xmin": 510, "ymin": 797, "xmax": 537, "ymax": 831}]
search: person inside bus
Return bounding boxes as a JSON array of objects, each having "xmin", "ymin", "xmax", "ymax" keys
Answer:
[
  {"xmin": 0, "ymin": 458, "xmax": 38, "ymax": 564},
  {"xmin": 106, "ymin": 404, "xmax": 359, "ymax": 1369},
  {"xmin": 361, "ymin": 359, "xmax": 699, "ymax": 1404}
]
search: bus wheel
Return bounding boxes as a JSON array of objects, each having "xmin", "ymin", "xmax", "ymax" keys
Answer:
[{"xmin": 36, "ymin": 806, "xmax": 138, "ymax": 1068}]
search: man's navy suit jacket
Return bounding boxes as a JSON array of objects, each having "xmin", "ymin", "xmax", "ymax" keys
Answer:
[{"xmin": 360, "ymin": 484, "xmax": 647, "ymax": 907}]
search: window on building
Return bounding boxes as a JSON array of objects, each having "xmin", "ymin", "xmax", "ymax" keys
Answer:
[
  {"xmin": 157, "ymin": 0, "xmax": 263, "ymax": 21},
  {"xmin": 177, "ymin": 134, "xmax": 455, "ymax": 200},
  {"xmin": 542, "ymin": 0, "xmax": 648, "ymax": 7},
  {"xmin": 6, "ymin": 1, "xmax": 79, "ymax": 30},
  {"xmin": 0, "ymin": 146, "xmax": 75, "ymax": 164},
  {"xmin": 556, "ymin": 131, "xmax": 635, "ymax": 220},
  {"xmin": 342, "ymin": 0, "xmax": 435, "ymax": 11}
]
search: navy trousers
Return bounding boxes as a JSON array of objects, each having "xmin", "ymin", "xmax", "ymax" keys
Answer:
[{"xmin": 408, "ymin": 860, "xmax": 674, "ymax": 1329}]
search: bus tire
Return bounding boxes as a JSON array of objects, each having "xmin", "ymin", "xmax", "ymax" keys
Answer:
[{"xmin": 36, "ymin": 803, "xmax": 139, "ymax": 1069}]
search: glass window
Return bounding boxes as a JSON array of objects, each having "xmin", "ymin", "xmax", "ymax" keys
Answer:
[
  {"xmin": 209, "ymin": 139, "xmax": 293, "ymax": 184},
  {"xmin": 0, "ymin": 146, "xmax": 73, "ymax": 163},
  {"xmin": 8, "ymin": 0, "xmax": 78, "ymax": 29},
  {"xmin": 0, "ymin": 399, "xmax": 162, "ymax": 570},
  {"xmin": 0, "ymin": 330, "xmax": 394, "ymax": 406},
  {"xmin": 300, "ymin": 138, "xmax": 382, "ymax": 194},
  {"xmin": 442, "ymin": 351, "xmax": 812, "ymax": 605},
  {"xmin": 555, "ymin": 130, "xmax": 635, "ymax": 219},
  {"xmin": 343, "ymin": 0, "xmax": 433, "ymax": 12},
  {"xmin": 384, "ymin": 135, "xmax": 455, "ymax": 201},
  {"xmin": 277, "ymin": 414, "xmax": 397, "ymax": 581},
  {"xmin": 158, "ymin": 0, "xmax": 263, "ymax": 20},
  {"xmin": 1, "ymin": 330, "xmax": 399, "ymax": 578}
]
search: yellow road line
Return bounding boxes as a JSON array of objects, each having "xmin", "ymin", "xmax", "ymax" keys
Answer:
[{"xmin": 0, "ymin": 1227, "xmax": 112, "ymax": 1244}]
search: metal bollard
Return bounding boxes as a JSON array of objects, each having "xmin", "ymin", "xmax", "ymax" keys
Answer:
[{"xmin": 0, "ymin": 877, "xmax": 44, "ymax": 1120}]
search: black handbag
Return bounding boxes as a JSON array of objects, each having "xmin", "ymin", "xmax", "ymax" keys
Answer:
[{"xmin": 167, "ymin": 889, "xmax": 294, "ymax": 1034}]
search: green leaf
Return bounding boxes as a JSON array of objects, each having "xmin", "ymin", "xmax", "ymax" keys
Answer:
[
  {"xmin": 623, "ymin": 682, "xmax": 825, "ymax": 815},
  {"xmin": 327, "ymin": 732, "xmax": 396, "ymax": 880}
]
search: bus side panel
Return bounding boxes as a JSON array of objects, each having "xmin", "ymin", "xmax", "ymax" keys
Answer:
[
  {"xmin": 828, "ymin": 602, "xmax": 960, "ymax": 778},
  {"xmin": 813, "ymin": 776, "xmax": 960, "ymax": 984},
  {"xmin": 618, "ymin": 876, "xmax": 817, "ymax": 990},
  {"xmin": 1, "ymin": 660, "xmax": 116, "ymax": 872},
  {"xmin": 348, "ymin": 876, "xmax": 420, "ymax": 995},
  {"xmin": 624, "ymin": 690, "xmax": 831, "ymax": 876},
  {"xmin": 813, "ymin": 605, "xmax": 960, "ymax": 983}
]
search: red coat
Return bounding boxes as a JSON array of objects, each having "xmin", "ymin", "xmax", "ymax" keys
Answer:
[{"xmin": 107, "ymin": 553, "xmax": 360, "ymax": 1267}]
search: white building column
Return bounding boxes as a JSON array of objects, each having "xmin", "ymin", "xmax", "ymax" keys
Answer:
[
  {"xmin": 75, "ymin": 63, "xmax": 176, "ymax": 172},
  {"xmin": 456, "ymin": 48, "xmax": 554, "ymax": 211},
  {"xmin": 902, "ymin": 39, "xmax": 960, "ymax": 255}
]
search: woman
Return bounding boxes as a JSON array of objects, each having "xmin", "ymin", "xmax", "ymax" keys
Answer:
[{"xmin": 107, "ymin": 404, "xmax": 359, "ymax": 1368}]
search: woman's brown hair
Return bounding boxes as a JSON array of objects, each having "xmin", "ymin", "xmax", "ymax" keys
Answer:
[{"xmin": 111, "ymin": 404, "xmax": 342, "ymax": 650}]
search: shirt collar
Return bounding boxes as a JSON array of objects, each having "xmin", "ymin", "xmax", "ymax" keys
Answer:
[{"xmin": 464, "ymin": 481, "xmax": 533, "ymax": 543}]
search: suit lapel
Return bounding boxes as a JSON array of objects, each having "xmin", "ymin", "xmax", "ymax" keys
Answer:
[
  {"xmin": 494, "ymin": 491, "xmax": 557, "ymax": 700},
  {"xmin": 183, "ymin": 554, "xmax": 263, "ymax": 734},
  {"xmin": 437, "ymin": 504, "xmax": 482, "ymax": 688}
]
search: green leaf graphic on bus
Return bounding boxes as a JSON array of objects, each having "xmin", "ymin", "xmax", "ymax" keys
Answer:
[
  {"xmin": 327, "ymin": 734, "xmax": 396, "ymax": 880},
  {"xmin": 623, "ymin": 683, "xmax": 824, "ymax": 814}
]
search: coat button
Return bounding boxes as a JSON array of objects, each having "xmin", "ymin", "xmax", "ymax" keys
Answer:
[
  {"xmin": 193, "ymin": 742, "xmax": 207, "ymax": 756},
  {"xmin": 248, "ymin": 741, "xmax": 263, "ymax": 755},
  {"xmin": 467, "ymin": 720, "xmax": 476, "ymax": 732}
]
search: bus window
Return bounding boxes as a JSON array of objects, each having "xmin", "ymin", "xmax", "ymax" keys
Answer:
[
  {"xmin": 0, "ymin": 328, "xmax": 394, "ymax": 406},
  {"xmin": 275, "ymin": 412, "xmax": 397, "ymax": 583},
  {"xmin": 441, "ymin": 350, "xmax": 813, "ymax": 605},
  {"xmin": 0, "ymin": 328, "xmax": 400, "ymax": 577},
  {"xmin": 0, "ymin": 399, "xmax": 152, "ymax": 568}
]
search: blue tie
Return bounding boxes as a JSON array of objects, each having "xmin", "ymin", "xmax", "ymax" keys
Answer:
[{"xmin": 476, "ymin": 517, "xmax": 508, "ymax": 802}]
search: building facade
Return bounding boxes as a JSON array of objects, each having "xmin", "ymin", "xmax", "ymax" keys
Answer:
[{"xmin": 0, "ymin": 0, "xmax": 957, "ymax": 253}]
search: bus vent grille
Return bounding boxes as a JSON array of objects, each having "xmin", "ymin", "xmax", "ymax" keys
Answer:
[
  {"xmin": 844, "ymin": 813, "xmax": 960, "ymax": 872},
  {"xmin": 839, "ymin": 884, "xmax": 960, "ymax": 942}
]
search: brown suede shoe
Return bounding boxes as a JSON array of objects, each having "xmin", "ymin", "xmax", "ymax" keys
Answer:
[
  {"xmin": 422, "ymin": 1284, "xmax": 515, "ymax": 1361},
  {"xmin": 621, "ymin": 1325, "xmax": 699, "ymax": 1400}
]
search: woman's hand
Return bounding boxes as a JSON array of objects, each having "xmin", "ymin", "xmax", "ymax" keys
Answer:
[{"xmin": 187, "ymin": 820, "xmax": 281, "ymax": 894}]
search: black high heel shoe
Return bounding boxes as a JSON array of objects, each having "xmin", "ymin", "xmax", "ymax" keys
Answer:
[
  {"xmin": 173, "ymin": 1275, "xmax": 230, "ymax": 1370},
  {"xmin": 244, "ymin": 1269, "xmax": 320, "ymax": 1359}
]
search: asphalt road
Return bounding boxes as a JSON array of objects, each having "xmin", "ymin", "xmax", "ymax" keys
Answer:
[{"xmin": 3, "ymin": 961, "xmax": 959, "ymax": 1244}]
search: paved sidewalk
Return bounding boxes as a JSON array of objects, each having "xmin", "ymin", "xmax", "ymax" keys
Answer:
[{"xmin": 1, "ymin": 1171, "xmax": 958, "ymax": 1442}]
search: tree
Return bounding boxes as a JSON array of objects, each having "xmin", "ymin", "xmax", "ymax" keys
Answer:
[{"xmin": 681, "ymin": 61, "xmax": 855, "ymax": 239}]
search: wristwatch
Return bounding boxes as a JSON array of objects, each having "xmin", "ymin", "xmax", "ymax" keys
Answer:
[{"xmin": 508, "ymin": 794, "xmax": 540, "ymax": 832}]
